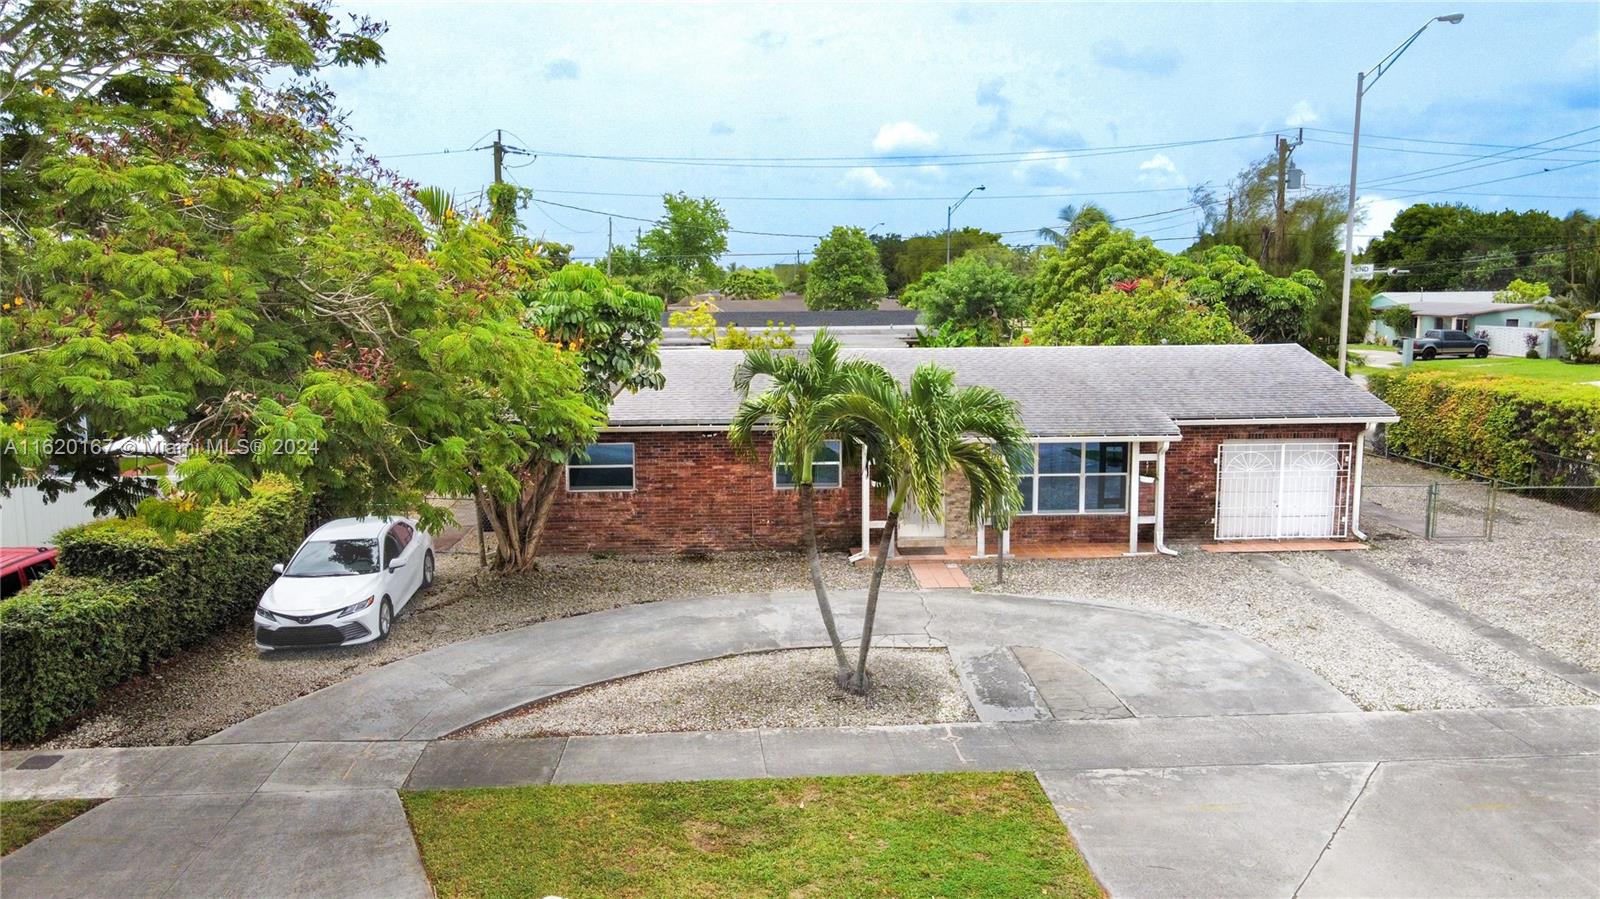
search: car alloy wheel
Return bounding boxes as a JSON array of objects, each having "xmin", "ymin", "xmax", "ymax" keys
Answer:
[
  {"xmin": 1474, "ymin": 346, "xmax": 1488, "ymax": 358},
  {"xmin": 378, "ymin": 598, "xmax": 393, "ymax": 640},
  {"xmin": 1422, "ymin": 347, "xmax": 1437, "ymax": 360},
  {"xmin": 422, "ymin": 550, "xmax": 435, "ymax": 589}
]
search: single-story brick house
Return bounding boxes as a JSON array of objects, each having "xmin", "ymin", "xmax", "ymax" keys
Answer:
[{"xmin": 541, "ymin": 344, "xmax": 1398, "ymax": 557}]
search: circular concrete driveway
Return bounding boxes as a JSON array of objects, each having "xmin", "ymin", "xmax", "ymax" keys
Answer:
[{"xmin": 203, "ymin": 589, "xmax": 1355, "ymax": 745}]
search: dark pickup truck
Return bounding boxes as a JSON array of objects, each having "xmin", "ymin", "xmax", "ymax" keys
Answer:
[{"xmin": 1408, "ymin": 329, "xmax": 1490, "ymax": 360}]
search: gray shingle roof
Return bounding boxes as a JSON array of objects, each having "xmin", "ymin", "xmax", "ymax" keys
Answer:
[{"xmin": 609, "ymin": 343, "xmax": 1397, "ymax": 437}]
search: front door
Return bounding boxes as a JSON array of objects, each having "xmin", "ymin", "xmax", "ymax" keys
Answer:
[{"xmin": 897, "ymin": 498, "xmax": 945, "ymax": 542}]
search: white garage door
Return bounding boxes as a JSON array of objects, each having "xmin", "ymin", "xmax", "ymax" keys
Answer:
[{"xmin": 1216, "ymin": 441, "xmax": 1351, "ymax": 539}]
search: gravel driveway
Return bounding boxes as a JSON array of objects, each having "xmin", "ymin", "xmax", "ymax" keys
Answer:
[
  {"xmin": 968, "ymin": 455, "xmax": 1598, "ymax": 712},
  {"xmin": 23, "ymin": 546, "xmax": 914, "ymax": 750}
]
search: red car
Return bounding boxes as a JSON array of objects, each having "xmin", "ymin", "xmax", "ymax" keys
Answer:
[{"xmin": 1, "ymin": 546, "xmax": 58, "ymax": 599}]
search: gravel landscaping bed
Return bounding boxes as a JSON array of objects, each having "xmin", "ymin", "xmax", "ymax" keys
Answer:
[
  {"xmin": 456, "ymin": 647, "xmax": 977, "ymax": 738},
  {"xmin": 24, "ymin": 545, "xmax": 915, "ymax": 750}
]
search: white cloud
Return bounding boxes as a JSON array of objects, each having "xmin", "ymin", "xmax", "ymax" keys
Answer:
[
  {"xmin": 842, "ymin": 166, "xmax": 893, "ymax": 192},
  {"xmin": 1286, "ymin": 100, "xmax": 1319, "ymax": 127},
  {"xmin": 1137, "ymin": 153, "xmax": 1183, "ymax": 185},
  {"xmin": 1139, "ymin": 153, "xmax": 1177, "ymax": 174},
  {"xmin": 872, "ymin": 121, "xmax": 938, "ymax": 153}
]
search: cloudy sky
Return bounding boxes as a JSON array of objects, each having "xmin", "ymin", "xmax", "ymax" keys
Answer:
[{"xmin": 327, "ymin": 1, "xmax": 1600, "ymax": 263}]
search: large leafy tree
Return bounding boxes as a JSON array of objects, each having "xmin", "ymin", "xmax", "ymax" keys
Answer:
[
  {"xmin": 0, "ymin": 0, "xmax": 594, "ymax": 532},
  {"xmin": 1033, "ymin": 279, "xmax": 1250, "ymax": 346},
  {"xmin": 805, "ymin": 226, "xmax": 887, "ymax": 311},
  {"xmin": 639, "ymin": 192, "xmax": 729, "ymax": 284},
  {"xmin": 1365, "ymin": 204, "xmax": 1576, "ymax": 292},
  {"xmin": 720, "ymin": 268, "xmax": 782, "ymax": 300},
  {"xmin": 1029, "ymin": 223, "xmax": 1167, "ymax": 315},
  {"xmin": 894, "ymin": 227, "xmax": 1003, "ymax": 287},
  {"xmin": 900, "ymin": 253, "xmax": 1028, "ymax": 345},
  {"xmin": 822, "ymin": 363, "xmax": 1028, "ymax": 693},
  {"xmin": 729, "ymin": 333, "xmax": 881, "ymax": 685},
  {"xmin": 473, "ymin": 265, "xmax": 665, "ymax": 571},
  {"xmin": 1167, "ymin": 245, "xmax": 1320, "ymax": 344},
  {"xmin": 1036, "ymin": 203, "xmax": 1113, "ymax": 248}
]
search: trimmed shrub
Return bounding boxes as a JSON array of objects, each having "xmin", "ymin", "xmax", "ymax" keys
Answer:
[
  {"xmin": 1368, "ymin": 370, "xmax": 1600, "ymax": 482},
  {"xmin": 1, "ymin": 475, "xmax": 306, "ymax": 742}
]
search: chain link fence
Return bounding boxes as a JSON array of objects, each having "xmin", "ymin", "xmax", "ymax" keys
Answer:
[{"xmin": 1363, "ymin": 432, "xmax": 1600, "ymax": 540}]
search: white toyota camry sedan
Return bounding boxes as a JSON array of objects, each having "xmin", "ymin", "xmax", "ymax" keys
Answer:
[{"xmin": 255, "ymin": 516, "xmax": 434, "ymax": 650}]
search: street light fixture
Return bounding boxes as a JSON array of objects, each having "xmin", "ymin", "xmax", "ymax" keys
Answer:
[
  {"xmin": 1337, "ymin": 13, "xmax": 1464, "ymax": 375},
  {"xmin": 868, "ymin": 221, "xmax": 886, "ymax": 234},
  {"xmin": 947, "ymin": 185, "xmax": 985, "ymax": 264}
]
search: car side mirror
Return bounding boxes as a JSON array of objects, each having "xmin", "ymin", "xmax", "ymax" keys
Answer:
[
  {"xmin": 388, "ymin": 560, "xmax": 406, "ymax": 572},
  {"xmin": 271, "ymin": 563, "xmax": 284, "ymax": 575}
]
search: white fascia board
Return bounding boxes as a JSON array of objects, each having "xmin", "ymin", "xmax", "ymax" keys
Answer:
[{"xmin": 1173, "ymin": 416, "xmax": 1399, "ymax": 426}]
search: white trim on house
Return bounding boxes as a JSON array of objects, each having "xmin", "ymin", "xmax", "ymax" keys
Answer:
[
  {"xmin": 565, "ymin": 441, "xmax": 637, "ymax": 492},
  {"xmin": 1172, "ymin": 416, "xmax": 1398, "ymax": 426}
]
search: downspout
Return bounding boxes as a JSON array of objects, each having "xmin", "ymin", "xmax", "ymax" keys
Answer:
[
  {"xmin": 1154, "ymin": 440, "xmax": 1178, "ymax": 556},
  {"xmin": 1350, "ymin": 423, "xmax": 1373, "ymax": 541},
  {"xmin": 851, "ymin": 441, "xmax": 872, "ymax": 563}
]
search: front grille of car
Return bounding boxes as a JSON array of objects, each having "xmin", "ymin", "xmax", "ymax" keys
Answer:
[
  {"xmin": 256, "ymin": 625, "xmax": 349, "ymax": 648},
  {"xmin": 338, "ymin": 621, "xmax": 370, "ymax": 641}
]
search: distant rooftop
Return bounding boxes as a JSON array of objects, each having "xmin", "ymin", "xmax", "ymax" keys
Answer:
[
  {"xmin": 1373, "ymin": 291, "xmax": 1549, "ymax": 317},
  {"xmin": 665, "ymin": 293, "xmax": 919, "ymax": 328}
]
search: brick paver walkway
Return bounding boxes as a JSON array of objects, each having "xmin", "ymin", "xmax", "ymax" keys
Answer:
[{"xmin": 908, "ymin": 559, "xmax": 971, "ymax": 589}]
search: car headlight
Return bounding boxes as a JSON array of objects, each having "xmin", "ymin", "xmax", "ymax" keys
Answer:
[
  {"xmin": 255, "ymin": 605, "xmax": 276, "ymax": 622},
  {"xmin": 337, "ymin": 596, "xmax": 375, "ymax": 618}
]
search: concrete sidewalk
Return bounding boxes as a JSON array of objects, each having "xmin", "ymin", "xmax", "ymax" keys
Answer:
[{"xmin": 3, "ymin": 706, "xmax": 1595, "ymax": 898}]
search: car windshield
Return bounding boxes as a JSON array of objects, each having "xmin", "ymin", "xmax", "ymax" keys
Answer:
[{"xmin": 283, "ymin": 538, "xmax": 380, "ymax": 577}]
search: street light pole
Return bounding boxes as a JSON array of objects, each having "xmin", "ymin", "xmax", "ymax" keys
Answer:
[
  {"xmin": 946, "ymin": 185, "xmax": 985, "ymax": 264},
  {"xmin": 1338, "ymin": 13, "xmax": 1464, "ymax": 376}
]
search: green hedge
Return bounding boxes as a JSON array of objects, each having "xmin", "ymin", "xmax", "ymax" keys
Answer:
[
  {"xmin": 0, "ymin": 475, "xmax": 306, "ymax": 742},
  {"xmin": 1368, "ymin": 371, "xmax": 1600, "ymax": 482}
]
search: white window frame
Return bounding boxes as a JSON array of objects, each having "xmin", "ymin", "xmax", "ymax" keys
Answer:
[
  {"xmin": 774, "ymin": 439, "xmax": 842, "ymax": 490},
  {"xmin": 566, "ymin": 442, "xmax": 636, "ymax": 492},
  {"xmin": 1016, "ymin": 440, "xmax": 1130, "ymax": 516}
]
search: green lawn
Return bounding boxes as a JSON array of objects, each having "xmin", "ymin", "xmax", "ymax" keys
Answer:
[
  {"xmin": 1, "ymin": 799, "xmax": 102, "ymax": 855},
  {"xmin": 402, "ymin": 772, "xmax": 1103, "ymax": 899},
  {"xmin": 1401, "ymin": 356, "xmax": 1600, "ymax": 384}
]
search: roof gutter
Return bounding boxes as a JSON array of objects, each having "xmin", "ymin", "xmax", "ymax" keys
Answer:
[{"xmin": 1172, "ymin": 416, "xmax": 1399, "ymax": 426}]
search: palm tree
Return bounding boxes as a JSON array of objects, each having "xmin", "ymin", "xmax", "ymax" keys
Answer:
[
  {"xmin": 1037, "ymin": 203, "xmax": 1113, "ymax": 247},
  {"xmin": 821, "ymin": 363, "xmax": 1030, "ymax": 693},
  {"xmin": 730, "ymin": 332, "xmax": 882, "ymax": 685}
]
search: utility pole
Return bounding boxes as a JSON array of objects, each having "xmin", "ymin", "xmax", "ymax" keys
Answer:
[
  {"xmin": 492, "ymin": 129, "xmax": 504, "ymax": 184},
  {"xmin": 606, "ymin": 218, "xmax": 614, "ymax": 276},
  {"xmin": 1225, "ymin": 196, "xmax": 1233, "ymax": 240},
  {"xmin": 1272, "ymin": 129, "xmax": 1303, "ymax": 269}
]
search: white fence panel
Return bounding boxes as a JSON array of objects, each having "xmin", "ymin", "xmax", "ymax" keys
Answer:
[
  {"xmin": 0, "ymin": 485, "xmax": 105, "ymax": 546},
  {"xmin": 1476, "ymin": 325, "xmax": 1552, "ymax": 358}
]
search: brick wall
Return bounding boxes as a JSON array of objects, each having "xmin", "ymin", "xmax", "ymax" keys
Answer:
[
  {"xmin": 541, "ymin": 423, "xmax": 1365, "ymax": 554},
  {"xmin": 1162, "ymin": 423, "xmax": 1366, "ymax": 539},
  {"xmin": 540, "ymin": 432, "xmax": 862, "ymax": 554}
]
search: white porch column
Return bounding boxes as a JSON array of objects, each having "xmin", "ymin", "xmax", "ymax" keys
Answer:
[
  {"xmin": 1154, "ymin": 440, "xmax": 1176, "ymax": 555},
  {"xmin": 858, "ymin": 443, "xmax": 871, "ymax": 556},
  {"xmin": 1127, "ymin": 441, "xmax": 1143, "ymax": 554}
]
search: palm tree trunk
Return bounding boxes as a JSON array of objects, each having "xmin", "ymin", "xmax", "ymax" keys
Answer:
[
  {"xmin": 847, "ymin": 508, "xmax": 899, "ymax": 695},
  {"xmin": 799, "ymin": 483, "xmax": 851, "ymax": 682}
]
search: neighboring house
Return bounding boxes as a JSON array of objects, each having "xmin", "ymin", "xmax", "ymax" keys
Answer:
[
  {"xmin": 541, "ymin": 344, "xmax": 1398, "ymax": 557},
  {"xmin": 1368, "ymin": 291, "xmax": 1558, "ymax": 356},
  {"xmin": 663, "ymin": 294, "xmax": 921, "ymax": 348}
]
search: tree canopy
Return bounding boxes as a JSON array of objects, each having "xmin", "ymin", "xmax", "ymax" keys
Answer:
[
  {"xmin": 805, "ymin": 226, "xmax": 887, "ymax": 311},
  {"xmin": 1365, "ymin": 204, "xmax": 1585, "ymax": 292},
  {"xmin": 900, "ymin": 254, "xmax": 1028, "ymax": 346},
  {"xmin": 0, "ymin": 0, "xmax": 609, "ymax": 544},
  {"xmin": 721, "ymin": 268, "xmax": 783, "ymax": 300},
  {"xmin": 638, "ymin": 192, "xmax": 730, "ymax": 284}
]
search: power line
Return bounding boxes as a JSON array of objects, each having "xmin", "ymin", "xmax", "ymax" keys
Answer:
[
  {"xmin": 526, "ymin": 197, "xmax": 824, "ymax": 239},
  {"xmin": 1385, "ymin": 158, "xmax": 1600, "ymax": 200},
  {"xmin": 1357, "ymin": 126, "xmax": 1600, "ymax": 190}
]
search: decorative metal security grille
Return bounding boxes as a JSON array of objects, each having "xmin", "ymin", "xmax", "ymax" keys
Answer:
[{"xmin": 1215, "ymin": 441, "xmax": 1353, "ymax": 539}]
